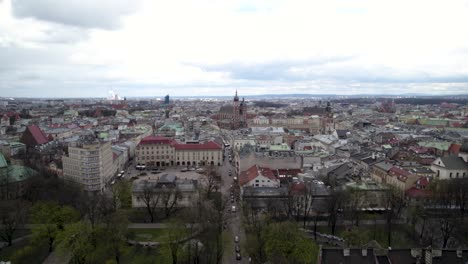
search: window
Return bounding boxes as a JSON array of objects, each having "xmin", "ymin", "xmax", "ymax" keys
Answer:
[
  {"xmin": 450, "ymin": 172, "xmax": 453, "ymax": 178},
  {"xmin": 255, "ymin": 180, "xmax": 259, "ymax": 182}
]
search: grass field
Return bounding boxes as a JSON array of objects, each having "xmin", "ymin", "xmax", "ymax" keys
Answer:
[{"xmin": 315, "ymin": 224, "xmax": 417, "ymax": 248}]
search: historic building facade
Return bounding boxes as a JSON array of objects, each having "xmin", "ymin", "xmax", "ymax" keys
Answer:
[
  {"xmin": 135, "ymin": 136, "xmax": 223, "ymax": 167},
  {"xmin": 216, "ymin": 91, "xmax": 248, "ymax": 130}
]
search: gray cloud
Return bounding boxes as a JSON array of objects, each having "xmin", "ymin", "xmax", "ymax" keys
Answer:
[
  {"xmin": 198, "ymin": 59, "xmax": 468, "ymax": 84},
  {"xmin": 11, "ymin": 0, "xmax": 140, "ymax": 30},
  {"xmin": 197, "ymin": 56, "xmax": 355, "ymax": 81}
]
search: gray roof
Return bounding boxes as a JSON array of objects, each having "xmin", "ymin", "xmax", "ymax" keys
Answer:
[
  {"xmin": 461, "ymin": 142, "xmax": 468, "ymax": 153},
  {"xmin": 159, "ymin": 174, "xmax": 176, "ymax": 183},
  {"xmin": 439, "ymin": 157, "xmax": 468, "ymax": 170},
  {"xmin": 374, "ymin": 161, "xmax": 393, "ymax": 172}
]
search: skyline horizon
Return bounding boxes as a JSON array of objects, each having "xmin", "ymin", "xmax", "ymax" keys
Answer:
[{"xmin": 2, "ymin": 0, "xmax": 468, "ymax": 97}]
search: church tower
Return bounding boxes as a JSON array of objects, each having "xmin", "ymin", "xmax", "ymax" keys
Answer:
[{"xmin": 233, "ymin": 90, "xmax": 240, "ymax": 129}]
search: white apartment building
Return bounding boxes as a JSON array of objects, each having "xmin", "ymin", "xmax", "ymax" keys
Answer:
[{"xmin": 63, "ymin": 141, "xmax": 115, "ymax": 192}]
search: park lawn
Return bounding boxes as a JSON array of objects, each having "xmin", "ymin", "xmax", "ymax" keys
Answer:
[
  {"xmin": 121, "ymin": 245, "xmax": 172, "ymax": 264},
  {"xmin": 131, "ymin": 227, "xmax": 191, "ymax": 242},
  {"xmin": 131, "ymin": 228, "xmax": 169, "ymax": 241},
  {"xmin": 315, "ymin": 224, "xmax": 417, "ymax": 248},
  {"xmin": 0, "ymin": 238, "xmax": 49, "ymax": 264}
]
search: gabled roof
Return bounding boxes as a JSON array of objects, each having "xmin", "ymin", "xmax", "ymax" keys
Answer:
[
  {"xmin": 21, "ymin": 125, "xmax": 49, "ymax": 146},
  {"xmin": 239, "ymin": 165, "xmax": 277, "ymax": 186},
  {"xmin": 448, "ymin": 143, "xmax": 461, "ymax": 155},
  {"xmin": 436, "ymin": 156, "xmax": 468, "ymax": 170}
]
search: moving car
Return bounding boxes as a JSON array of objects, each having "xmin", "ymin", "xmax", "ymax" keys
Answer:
[
  {"xmin": 235, "ymin": 245, "xmax": 240, "ymax": 253},
  {"xmin": 236, "ymin": 253, "xmax": 241, "ymax": 260}
]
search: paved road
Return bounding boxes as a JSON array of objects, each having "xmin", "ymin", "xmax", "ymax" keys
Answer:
[{"xmin": 219, "ymin": 149, "xmax": 250, "ymax": 264}]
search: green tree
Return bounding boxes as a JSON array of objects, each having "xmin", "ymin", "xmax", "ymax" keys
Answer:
[
  {"xmin": 56, "ymin": 221, "xmax": 94, "ymax": 264},
  {"xmin": 342, "ymin": 228, "xmax": 369, "ymax": 247},
  {"xmin": 263, "ymin": 222, "xmax": 318, "ymax": 264},
  {"xmin": 113, "ymin": 180, "xmax": 132, "ymax": 209},
  {"xmin": 30, "ymin": 201, "xmax": 80, "ymax": 252},
  {"xmin": 164, "ymin": 220, "xmax": 189, "ymax": 264}
]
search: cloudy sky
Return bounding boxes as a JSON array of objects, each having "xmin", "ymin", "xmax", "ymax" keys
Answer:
[{"xmin": 1, "ymin": 0, "xmax": 468, "ymax": 98}]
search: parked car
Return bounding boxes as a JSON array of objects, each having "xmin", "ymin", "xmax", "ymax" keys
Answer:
[
  {"xmin": 236, "ymin": 253, "xmax": 241, "ymax": 260},
  {"xmin": 231, "ymin": 206, "xmax": 236, "ymax": 212},
  {"xmin": 234, "ymin": 236, "xmax": 239, "ymax": 243},
  {"xmin": 235, "ymin": 245, "xmax": 240, "ymax": 253}
]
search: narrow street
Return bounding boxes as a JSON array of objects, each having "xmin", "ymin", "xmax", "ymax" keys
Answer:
[{"xmin": 219, "ymin": 148, "xmax": 249, "ymax": 264}]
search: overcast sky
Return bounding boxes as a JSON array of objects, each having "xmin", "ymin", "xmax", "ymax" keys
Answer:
[{"xmin": 1, "ymin": 0, "xmax": 468, "ymax": 98}]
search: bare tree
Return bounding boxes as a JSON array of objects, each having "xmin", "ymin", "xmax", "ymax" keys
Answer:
[
  {"xmin": 383, "ymin": 187, "xmax": 406, "ymax": 247},
  {"xmin": 303, "ymin": 182, "xmax": 317, "ymax": 229},
  {"xmin": 0, "ymin": 201, "xmax": 27, "ymax": 246},
  {"xmin": 161, "ymin": 187, "xmax": 181, "ymax": 218},
  {"xmin": 137, "ymin": 182, "xmax": 161, "ymax": 223},
  {"xmin": 327, "ymin": 189, "xmax": 347, "ymax": 235},
  {"xmin": 344, "ymin": 189, "xmax": 366, "ymax": 227},
  {"xmin": 201, "ymin": 166, "xmax": 220, "ymax": 199},
  {"xmin": 438, "ymin": 214, "xmax": 459, "ymax": 248}
]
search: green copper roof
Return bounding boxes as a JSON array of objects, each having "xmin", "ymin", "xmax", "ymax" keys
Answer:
[
  {"xmin": 1, "ymin": 165, "xmax": 37, "ymax": 183},
  {"xmin": 0, "ymin": 153, "xmax": 7, "ymax": 168},
  {"xmin": 418, "ymin": 141, "xmax": 451, "ymax": 151}
]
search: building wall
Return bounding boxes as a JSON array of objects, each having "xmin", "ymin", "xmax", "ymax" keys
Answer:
[
  {"xmin": 431, "ymin": 164, "xmax": 467, "ymax": 179},
  {"xmin": 245, "ymin": 175, "xmax": 280, "ymax": 188},
  {"xmin": 238, "ymin": 153, "xmax": 303, "ymax": 175},
  {"xmin": 135, "ymin": 143, "xmax": 222, "ymax": 167},
  {"xmin": 63, "ymin": 141, "xmax": 115, "ymax": 192},
  {"xmin": 135, "ymin": 143, "xmax": 175, "ymax": 167}
]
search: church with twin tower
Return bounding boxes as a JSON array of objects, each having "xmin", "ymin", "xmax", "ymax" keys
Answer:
[{"xmin": 216, "ymin": 90, "xmax": 248, "ymax": 130}]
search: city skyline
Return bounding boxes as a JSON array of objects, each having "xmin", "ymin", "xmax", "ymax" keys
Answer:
[{"xmin": 1, "ymin": 0, "xmax": 468, "ymax": 97}]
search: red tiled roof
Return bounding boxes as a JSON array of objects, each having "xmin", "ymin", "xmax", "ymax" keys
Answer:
[
  {"xmin": 276, "ymin": 169, "xmax": 302, "ymax": 177},
  {"xmin": 173, "ymin": 141, "xmax": 221, "ymax": 150},
  {"xmin": 239, "ymin": 165, "xmax": 277, "ymax": 186},
  {"xmin": 139, "ymin": 136, "xmax": 174, "ymax": 145},
  {"xmin": 416, "ymin": 176, "xmax": 430, "ymax": 187},
  {"xmin": 448, "ymin": 143, "xmax": 461, "ymax": 155},
  {"xmin": 23, "ymin": 125, "xmax": 49, "ymax": 145}
]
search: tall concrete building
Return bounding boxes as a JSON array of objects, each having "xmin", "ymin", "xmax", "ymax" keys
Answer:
[{"xmin": 63, "ymin": 140, "xmax": 115, "ymax": 192}]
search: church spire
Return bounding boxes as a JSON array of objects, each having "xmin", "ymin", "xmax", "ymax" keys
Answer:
[{"xmin": 234, "ymin": 90, "xmax": 239, "ymax": 102}]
